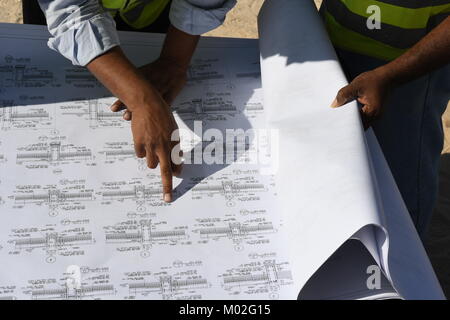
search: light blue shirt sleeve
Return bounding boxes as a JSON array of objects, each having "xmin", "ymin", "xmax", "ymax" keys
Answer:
[
  {"xmin": 37, "ymin": 0, "xmax": 235, "ymax": 66},
  {"xmin": 169, "ymin": 0, "xmax": 237, "ymax": 35},
  {"xmin": 38, "ymin": 0, "xmax": 120, "ymax": 66}
]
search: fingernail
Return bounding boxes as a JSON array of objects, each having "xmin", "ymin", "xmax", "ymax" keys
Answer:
[
  {"xmin": 330, "ymin": 99, "xmax": 338, "ymax": 108},
  {"xmin": 164, "ymin": 193, "xmax": 172, "ymax": 203}
]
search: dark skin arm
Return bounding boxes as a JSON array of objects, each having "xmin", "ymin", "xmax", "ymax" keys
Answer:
[
  {"xmin": 87, "ymin": 25, "xmax": 199, "ymax": 203},
  {"xmin": 87, "ymin": 47, "xmax": 180, "ymax": 203},
  {"xmin": 112, "ymin": 25, "xmax": 200, "ymax": 120},
  {"xmin": 331, "ymin": 16, "xmax": 450, "ymax": 128}
]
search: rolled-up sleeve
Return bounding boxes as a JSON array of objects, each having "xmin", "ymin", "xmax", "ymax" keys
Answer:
[
  {"xmin": 38, "ymin": 0, "xmax": 120, "ymax": 66},
  {"xmin": 169, "ymin": 0, "xmax": 236, "ymax": 35}
]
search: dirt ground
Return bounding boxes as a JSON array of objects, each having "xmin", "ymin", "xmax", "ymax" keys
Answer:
[{"xmin": 1, "ymin": 0, "xmax": 449, "ymax": 298}]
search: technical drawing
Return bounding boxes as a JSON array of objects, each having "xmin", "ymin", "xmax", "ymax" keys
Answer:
[
  {"xmin": 172, "ymin": 83, "xmax": 241, "ymax": 121},
  {"xmin": 219, "ymin": 259, "xmax": 293, "ymax": 299},
  {"xmin": 24, "ymin": 266, "xmax": 115, "ymax": 300},
  {"xmin": 174, "ymin": 97, "xmax": 236, "ymax": 115},
  {"xmin": 0, "ymin": 55, "xmax": 59, "ymax": 88},
  {"xmin": 123, "ymin": 262, "xmax": 209, "ymax": 299},
  {"xmin": 87, "ymin": 99, "xmax": 124, "ymax": 128},
  {"xmin": 59, "ymin": 98, "xmax": 125, "ymax": 129},
  {"xmin": 16, "ymin": 141, "xmax": 93, "ymax": 166},
  {"xmin": 231, "ymin": 57, "xmax": 261, "ymax": 81},
  {"xmin": 190, "ymin": 175, "xmax": 268, "ymax": 207},
  {"xmin": 1, "ymin": 104, "xmax": 54, "ymax": 131},
  {"xmin": 195, "ymin": 216, "xmax": 275, "ymax": 251},
  {"xmin": 236, "ymin": 69, "xmax": 260, "ymax": 80},
  {"xmin": 103, "ymin": 149, "xmax": 135, "ymax": 160},
  {"xmin": 11, "ymin": 183, "xmax": 94, "ymax": 216},
  {"xmin": 0, "ymin": 285, "xmax": 17, "ymax": 300},
  {"xmin": 244, "ymin": 101, "xmax": 264, "ymax": 113},
  {"xmin": 187, "ymin": 58, "xmax": 226, "ymax": 82},
  {"xmin": 0, "ymin": 30, "xmax": 290, "ymax": 300},
  {"xmin": 98, "ymin": 142, "xmax": 140, "ymax": 164},
  {"xmin": 104, "ymin": 219, "xmax": 188, "ymax": 258},
  {"xmin": 30, "ymin": 284, "xmax": 114, "ymax": 300},
  {"xmin": 184, "ymin": 139, "xmax": 261, "ymax": 165},
  {"xmin": 100, "ymin": 179, "xmax": 169, "ymax": 211},
  {"xmin": 99, "ymin": 146, "xmax": 147, "ymax": 171},
  {"xmin": 65, "ymin": 67, "xmax": 102, "ymax": 88},
  {"xmin": 9, "ymin": 223, "xmax": 94, "ymax": 263}
]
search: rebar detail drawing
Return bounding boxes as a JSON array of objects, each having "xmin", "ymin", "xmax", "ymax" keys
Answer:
[
  {"xmin": 187, "ymin": 58, "xmax": 226, "ymax": 83},
  {"xmin": 0, "ymin": 285, "xmax": 17, "ymax": 300},
  {"xmin": 100, "ymin": 180, "xmax": 168, "ymax": 211},
  {"xmin": 191, "ymin": 178, "xmax": 267, "ymax": 207},
  {"xmin": 1, "ymin": 104, "xmax": 54, "ymax": 131},
  {"xmin": 0, "ymin": 55, "xmax": 58, "ymax": 88},
  {"xmin": 16, "ymin": 141, "xmax": 92, "ymax": 165},
  {"xmin": 87, "ymin": 99, "xmax": 123, "ymax": 128},
  {"xmin": 219, "ymin": 260, "xmax": 293, "ymax": 299},
  {"xmin": 98, "ymin": 142, "xmax": 139, "ymax": 164},
  {"xmin": 24, "ymin": 267, "xmax": 115, "ymax": 300},
  {"xmin": 65, "ymin": 67, "xmax": 101, "ymax": 88},
  {"xmin": 12, "ymin": 184, "xmax": 94, "ymax": 216},
  {"xmin": 123, "ymin": 262, "xmax": 209, "ymax": 299},
  {"xmin": 104, "ymin": 219, "xmax": 188, "ymax": 258},
  {"xmin": 196, "ymin": 219, "xmax": 275, "ymax": 251},
  {"xmin": 30, "ymin": 284, "xmax": 114, "ymax": 300},
  {"xmin": 9, "ymin": 224, "xmax": 94, "ymax": 263},
  {"xmin": 59, "ymin": 99, "xmax": 126, "ymax": 129}
]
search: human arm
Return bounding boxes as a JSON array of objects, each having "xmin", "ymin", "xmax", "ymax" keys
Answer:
[
  {"xmin": 330, "ymin": 16, "xmax": 450, "ymax": 127},
  {"xmin": 87, "ymin": 47, "xmax": 181, "ymax": 202},
  {"xmin": 38, "ymin": 0, "xmax": 180, "ymax": 202},
  {"xmin": 111, "ymin": 24, "xmax": 200, "ymax": 119},
  {"xmin": 111, "ymin": 0, "xmax": 237, "ymax": 118}
]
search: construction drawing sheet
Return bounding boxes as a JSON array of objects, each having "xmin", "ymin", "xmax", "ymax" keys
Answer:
[
  {"xmin": 0, "ymin": 0, "xmax": 444, "ymax": 300},
  {"xmin": 0, "ymin": 24, "xmax": 296, "ymax": 300}
]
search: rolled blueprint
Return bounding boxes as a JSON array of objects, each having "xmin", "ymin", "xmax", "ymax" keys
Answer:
[{"xmin": 258, "ymin": 0, "xmax": 444, "ymax": 299}]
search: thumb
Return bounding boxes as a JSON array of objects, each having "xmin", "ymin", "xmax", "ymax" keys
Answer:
[{"xmin": 330, "ymin": 83, "xmax": 358, "ymax": 108}]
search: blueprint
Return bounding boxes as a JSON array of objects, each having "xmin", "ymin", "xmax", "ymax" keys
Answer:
[
  {"xmin": 0, "ymin": 24, "xmax": 296, "ymax": 300},
  {"xmin": 0, "ymin": 0, "xmax": 445, "ymax": 300}
]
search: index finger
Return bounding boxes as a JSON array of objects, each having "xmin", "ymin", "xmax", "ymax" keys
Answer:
[
  {"xmin": 156, "ymin": 147, "xmax": 173, "ymax": 203},
  {"xmin": 330, "ymin": 83, "xmax": 357, "ymax": 108}
]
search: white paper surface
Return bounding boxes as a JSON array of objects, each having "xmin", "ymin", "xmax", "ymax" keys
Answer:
[
  {"xmin": 258, "ymin": 0, "xmax": 444, "ymax": 299},
  {"xmin": 365, "ymin": 130, "xmax": 444, "ymax": 299}
]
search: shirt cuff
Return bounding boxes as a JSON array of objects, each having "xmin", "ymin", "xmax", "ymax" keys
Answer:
[
  {"xmin": 47, "ymin": 12, "xmax": 120, "ymax": 66},
  {"xmin": 169, "ymin": 0, "xmax": 236, "ymax": 35}
]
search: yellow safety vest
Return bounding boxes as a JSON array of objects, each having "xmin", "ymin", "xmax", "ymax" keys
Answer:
[
  {"xmin": 102, "ymin": 0, "xmax": 170, "ymax": 29},
  {"xmin": 323, "ymin": 0, "xmax": 450, "ymax": 61}
]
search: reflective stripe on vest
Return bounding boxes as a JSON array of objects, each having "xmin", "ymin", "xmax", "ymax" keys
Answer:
[
  {"xmin": 102, "ymin": 0, "xmax": 125, "ymax": 9},
  {"xmin": 324, "ymin": 0, "xmax": 450, "ymax": 61},
  {"xmin": 101, "ymin": 0, "xmax": 170, "ymax": 29}
]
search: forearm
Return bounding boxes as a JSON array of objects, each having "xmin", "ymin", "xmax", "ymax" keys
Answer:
[
  {"xmin": 87, "ymin": 47, "xmax": 179, "ymax": 201},
  {"xmin": 377, "ymin": 16, "xmax": 450, "ymax": 85},
  {"xmin": 159, "ymin": 25, "xmax": 200, "ymax": 69},
  {"xmin": 87, "ymin": 47, "xmax": 159, "ymax": 111}
]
